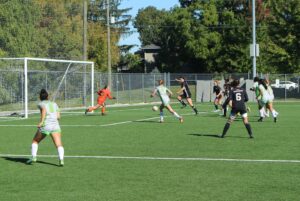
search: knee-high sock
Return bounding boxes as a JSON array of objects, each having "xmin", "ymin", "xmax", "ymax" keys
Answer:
[
  {"xmin": 57, "ymin": 146, "xmax": 64, "ymax": 160},
  {"xmin": 173, "ymin": 112, "xmax": 180, "ymax": 119},
  {"xmin": 101, "ymin": 107, "xmax": 105, "ymax": 114},
  {"xmin": 178, "ymin": 99, "xmax": 186, "ymax": 106},
  {"xmin": 245, "ymin": 123, "xmax": 253, "ymax": 136},
  {"xmin": 222, "ymin": 123, "xmax": 230, "ymax": 137},
  {"xmin": 271, "ymin": 110, "xmax": 278, "ymax": 118},
  {"xmin": 259, "ymin": 108, "xmax": 265, "ymax": 117},
  {"xmin": 160, "ymin": 111, "xmax": 164, "ymax": 121},
  {"xmin": 31, "ymin": 143, "xmax": 38, "ymax": 158},
  {"xmin": 214, "ymin": 104, "xmax": 218, "ymax": 110}
]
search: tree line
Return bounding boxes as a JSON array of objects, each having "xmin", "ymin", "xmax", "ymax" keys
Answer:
[
  {"xmin": 0, "ymin": 0, "xmax": 131, "ymax": 71},
  {"xmin": 134, "ymin": 0, "xmax": 300, "ymax": 73},
  {"xmin": 0, "ymin": 0, "xmax": 299, "ymax": 73}
]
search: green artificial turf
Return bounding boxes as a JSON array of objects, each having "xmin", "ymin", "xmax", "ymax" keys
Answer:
[{"xmin": 0, "ymin": 102, "xmax": 299, "ymax": 201}]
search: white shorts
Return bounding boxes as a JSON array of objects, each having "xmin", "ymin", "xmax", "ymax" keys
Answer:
[
  {"xmin": 161, "ymin": 96, "xmax": 170, "ymax": 106},
  {"xmin": 40, "ymin": 123, "xmax": 61, "ymax": 135}
]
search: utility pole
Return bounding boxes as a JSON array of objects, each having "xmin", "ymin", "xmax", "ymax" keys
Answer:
[
  {"xmin": 252, "ymin": 0, "xmax": 257, "ymax": 78},
  {"xmin": 83, "ymin": 0, "xmax": 87, "ymax": 61},
  {"xmin": 83, "ymin": 0, "xmax": 88, "ymax": 105},
  {"xmin": 106, "ymin": 0, "xmax": 112, "ymax": 87}
]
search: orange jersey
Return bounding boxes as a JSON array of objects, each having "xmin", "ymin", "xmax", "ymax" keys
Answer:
[{"xmin": 97, "ymin": 88, "xmax": 113, "ymax": 104}]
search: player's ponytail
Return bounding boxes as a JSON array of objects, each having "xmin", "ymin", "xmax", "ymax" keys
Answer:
[
  {"xmin": 40, "ymin": 89, "xmax": 48, "ymax": 101},
  {"xmin": 261, "ymin": 79, "xmax": 268, "ymax": 90}
]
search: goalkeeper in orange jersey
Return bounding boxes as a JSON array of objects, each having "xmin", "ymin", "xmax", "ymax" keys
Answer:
[{"xmin": 85, "ymin": 84, "xmax": 116, "ymax": 115}]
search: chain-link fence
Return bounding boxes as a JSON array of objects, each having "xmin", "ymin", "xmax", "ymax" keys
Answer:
[{"xmin": 1, "ymin": 69, "xmax": 299, "ymax": 117}]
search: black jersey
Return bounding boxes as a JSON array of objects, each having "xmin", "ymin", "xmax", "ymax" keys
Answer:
[
  {"xmin": 213, "ymin": 85, "xmax": 221, "ymax": 95},
  {"xmin": 181, "ymin": 80, "xmax": 191, "ymax": 98},
  {"xmin": 229, "ymin": 87, "xmax": 248, "ymax": 110}
]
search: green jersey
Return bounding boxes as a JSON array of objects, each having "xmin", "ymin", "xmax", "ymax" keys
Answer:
[
  {"xmin": 38, "ymin": 100, "xmax": 60, "ymax": 126},
  {"xmin": 155, "ymin": 85, "xmax": 171, "ymax": 106}
]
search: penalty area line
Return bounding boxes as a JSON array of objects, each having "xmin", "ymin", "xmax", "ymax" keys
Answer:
[
  {"xmin": 1, "ymin": 154, "xmax": 300, "ymax": 164},
  {"xmin": 0, "ymin": 112, "xmax": 204, "ymax": 127}
]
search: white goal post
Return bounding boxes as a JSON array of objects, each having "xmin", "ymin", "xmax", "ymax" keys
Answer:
[{"xmin": 0, "ymin": 57, "xmax": 94, "ymax": 118}]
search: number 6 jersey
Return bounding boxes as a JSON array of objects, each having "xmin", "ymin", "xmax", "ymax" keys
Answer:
[{"xmin": 229, "ymin": 87, "xmax": 249, "ymax": 110}]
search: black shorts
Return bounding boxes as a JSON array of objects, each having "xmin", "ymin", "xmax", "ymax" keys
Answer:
[
  {"xmin": 231, "ymin": 107, "xmax": 247, "ymax": 116},
  {"xmin": 180, "ymin": 91, "xmax": 192, "ymax": 99}
]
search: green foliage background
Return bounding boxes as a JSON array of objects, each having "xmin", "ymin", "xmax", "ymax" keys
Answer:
[
  {"xmin": 134, "ymin": 0, "xmax": 300, "ymax": 73},
  {"xmin": 0, "ymin": 0, "xmax": 299, "ymax": 73}
]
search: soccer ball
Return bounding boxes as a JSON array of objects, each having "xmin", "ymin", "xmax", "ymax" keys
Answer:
[{"xmin": 152, "ymin": 105, "xmax": 158, "ymax": 111}]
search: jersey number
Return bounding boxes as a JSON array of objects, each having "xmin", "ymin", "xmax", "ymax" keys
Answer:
[{"xmin": 236, "ymin": 93, "xmax": 242, "ymax": 101}]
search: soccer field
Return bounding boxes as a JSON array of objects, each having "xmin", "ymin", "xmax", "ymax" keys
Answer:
[{"xmin": 0, "ymin": 102, "xmax": 299, "ymax": 201}]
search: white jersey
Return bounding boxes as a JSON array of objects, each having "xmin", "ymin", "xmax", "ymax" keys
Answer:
[
  {"xmin": 38, "ymin": 101, "xmax": 60, "ymax": 132},
  {"xmin": 259, "ymin": 84, "xmax": 274, "ymax": 103},
  {"xmin": 155, "ymin": 85, "xmax": 171, "ymax": 106}
]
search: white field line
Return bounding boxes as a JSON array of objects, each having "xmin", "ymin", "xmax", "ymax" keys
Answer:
[
  {"xmin": 62, "ymin": 107, "xmax": 150, "ymax": 114},
  {"xmin": 0, "ymin": 113, "xmax": 201, "ymax": 127},
  {"xmin": 1, "ymin": 154, "xmax": 300, "ymax": 164}
]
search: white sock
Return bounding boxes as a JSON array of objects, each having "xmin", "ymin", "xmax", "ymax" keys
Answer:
[
  {"xmin": 259, "ymin": 108, "xmax": 265, "ymax": 117},
  {"xmin": 160, "ymin": 112, "xmax": 164, "ymax": 121},
  {"xmin": 173, "ymin": 112, "xmax": 180, "ymax": 119},
  {"xmin": 272, "ymin": 110, "xmax": 278, "ymax": 118},
  {"xmin": 264, "ymin": 108, "xmax": 269, "ymax": 117},
  {"xmin": 31, "ymin": 143, "xmax": 38, "ymax": 158},
  {"xmin": 57, "ymin": 146, "xmax": 64, "ymax": 160}
]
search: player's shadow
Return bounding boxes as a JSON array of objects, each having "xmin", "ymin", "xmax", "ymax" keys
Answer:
[
  {"xmin": 2, "ymin": 157, "xmax": 59, "ymax": 167},
  {"xmin": 187, "ymin": 133, "xmax": 221, "ymax": 138},
  {"xmin": 187, "ymin": 133, "xmax": 248, "ymax": 139},
  {"xmin": 134, "ymin": 120, "xmax": 160, "ymax": 123}
]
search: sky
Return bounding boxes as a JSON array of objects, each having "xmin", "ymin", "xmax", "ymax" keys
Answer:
[{"xmin": 118, "ymin": 0, "xmax": 179, "ymax": 52}]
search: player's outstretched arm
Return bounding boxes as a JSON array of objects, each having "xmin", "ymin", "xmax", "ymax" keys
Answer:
[{"xmin": 150, "ymin": 89, "xmax": 157, "ymax": 97}]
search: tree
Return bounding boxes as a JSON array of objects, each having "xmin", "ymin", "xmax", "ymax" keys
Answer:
[
  {"xmin": 0, "ymin": 0, "xmax": 45, "ymax": 57},
  {"xmin": 88, "ymin": 0, "xmax": 132, "ymax": 71},
  {"xmin": 134, "ymin": 6, "xmax": 168, "ymax": 46},
  {"xmin": 265, "ymin": 0, "xmax": 300, "ymax": 73}
]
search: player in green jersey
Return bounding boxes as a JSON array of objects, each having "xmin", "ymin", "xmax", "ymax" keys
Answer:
[
  {"xmin": 27, "ymin": 89, "xmax": 64, "ymax": 166},
  {"xmin": 151, "ymin": 80, "xmax": 183, "ymax": 123}
]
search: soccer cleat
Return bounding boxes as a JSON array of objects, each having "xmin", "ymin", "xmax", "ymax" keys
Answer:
[
  {"xmin": 219, "ymin": 135, "xmax": 225, "ymax": 138},
  {"xmin": 59, "ymin": 160, "xmax": 64, "ymax": 167},
  {"xmin": 179, "ymin": 117, "xmax": 184, "ymax": 123},
  {"xmin": 274, "ymin": 117, "xmax": 277, "ymax": 123},
  {"xmin": 257, "ymin": 117, "xmax": 263, "ymax": 122},
  {"xmin": 26, "ymin": 157, "xmax": 37, "ymax": 165},
  {"xmin": 101, "ymin": 113, "xmax": 106, "ymax": 116},
  {"xmin": 84, "ymin": 109, "xmax": 88, "ymax": 115},
  {"xmin": 194, "ymin": 108, "xmax": 198, "ymax": 115},
  {"xmin": 249, "ymin": 135, "xmax": 254, "ymax": 139}
]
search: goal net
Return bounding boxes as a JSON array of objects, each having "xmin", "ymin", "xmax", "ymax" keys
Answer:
[{"xmin": 0, "ymin": 58, "xmax": 94, "ymax": 118}]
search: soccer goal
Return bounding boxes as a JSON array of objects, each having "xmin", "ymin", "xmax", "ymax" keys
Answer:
[{"xmin": 0, "ymin": 57, "xmax": 94, "ymax": 118}]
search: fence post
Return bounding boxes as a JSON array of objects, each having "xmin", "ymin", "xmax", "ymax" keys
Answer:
[
  {"xmin": 285, "ymin": 74, "xmax": 287, "ymax": 101},
  {"xmin": 24, "ymin": 58, "xmax": 28, "ymax": 118},
  {"xmin": 116, "ymin": 73, "xmax": 119, "ymax": 104},
  {"xmin": 142, "ymin": 73, "xmax": 145, "ymax": 103},
  {"xmin": 129, "ymin": 73, "xmax": 131, "ymax": 104}
]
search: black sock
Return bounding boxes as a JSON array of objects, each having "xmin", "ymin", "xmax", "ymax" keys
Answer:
[
  {"xmin": 214, "ymin": 104, "xmax": 218, "ymax": 110},
  {"xmin": 245, "ymin": 123, "xmax": 253, "ymax": 137},
  {"xmin": 222, "ymin": 123, "xmax": 230, "ymax": 137},
  {"xmin": 179, "ymin": 100, "xmax": 186, "ymax": 106}
]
